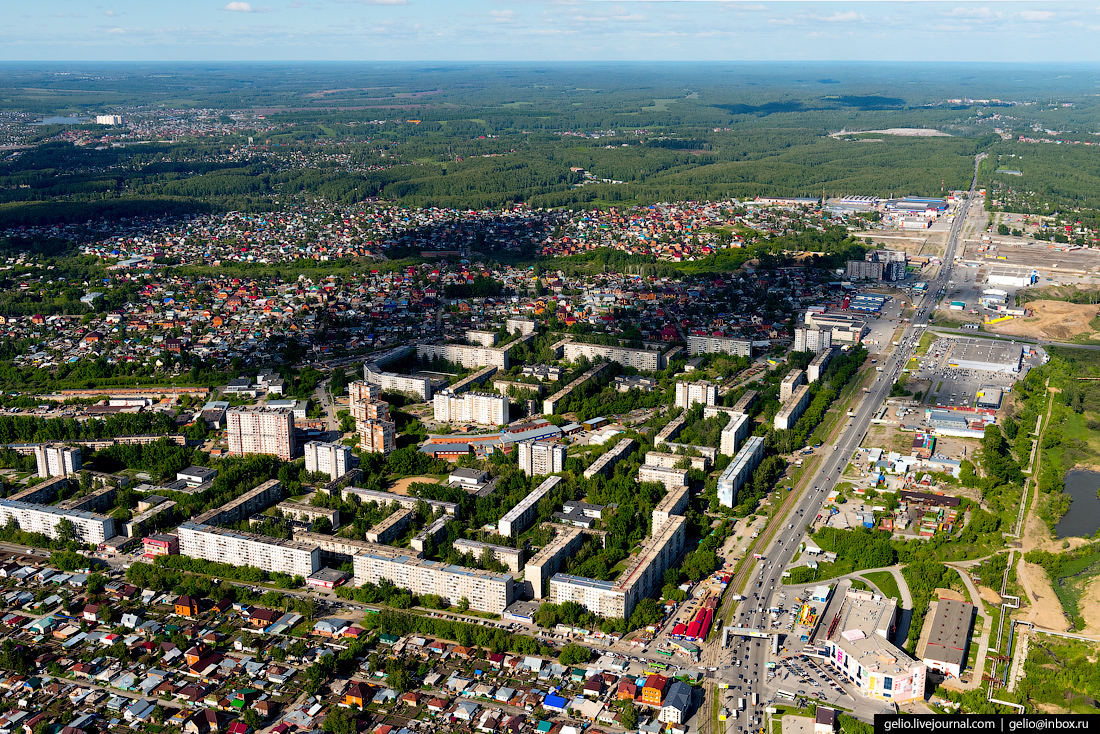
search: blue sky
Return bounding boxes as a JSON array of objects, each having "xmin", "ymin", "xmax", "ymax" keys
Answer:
[{"xmin": 5, "ymin": 1, "xmax": 1095, "ymax": 62}]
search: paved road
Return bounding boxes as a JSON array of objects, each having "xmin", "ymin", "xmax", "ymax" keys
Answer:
[{"xmin": 701, "ymin": 154, "xmax": 986, "ymax": 732}]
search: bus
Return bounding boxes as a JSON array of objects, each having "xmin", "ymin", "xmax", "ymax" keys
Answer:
[
  {"xmin": 776, "ymin": 690, "xmax": 796, "ymax": 700},
  {"xmin": 657, "ymin": 649, "xmax": 674, "ymax": 658}
]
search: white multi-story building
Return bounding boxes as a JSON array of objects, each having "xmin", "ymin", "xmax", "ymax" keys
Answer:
[
  {"xmin": 433, "ymin": 391, "xmax": 509, "ymax": 426},
  {"xmin": 340, "ymin": 486, "xmax": 459, "ymax": 517},
  {"xmin": 498, "ymin": 475, "xmax": 562, "ymax": 536},
  {"xmin": 304, "ymin": 441, "xmax": 353, "ymax": 480},
  {"xmin": 686, "ymin": 336, "xmax": 754, "ymax": 357},
  {"xmin": 794, "ymin": 327, "xmax": 833, "ymax": 354},
  {"xmin": 95, "ymin": 115, "xmax": 123, "ymax": 125},
  {"xmin": 780, "ymin": 369, "xmax": 806, "ymax": 402},
  {"xmin": 562, "ymin": 342, "xmax": 664, "ymax": 372},
  {"xmin": 582, "ymin": 438, "xmax": 636, "ymax": 480},
  {"xmin": 549, "ymin": 574, "xmax": 626, "ymax": 618},
  {"xmin": 506, "ymin": 318, "xmax": 537, "ymax": 336},
  {"xmin": 525, "ymin": 527, "xmax": 584, "ymax": 599},
  {"xmin": 363, "ymin": 365, "xmax": 432, "ymax": 401},
  {"xmin": 352, "ymin": 551, "xmax": 514, "ymax": 613},
  {"xmin": 808, "ymin": 349, "xmax": 833, "ymax": 383},
  {"xmin": 644, "ymin": 451, "xmax": 709, "ymax": 472},
  {"xmin": 718, "ymin": 435, "xmax": 766, "ymax": 508},
  {"xmin": 0, "ymin": 499, "xmax": 115, "ymax": 544},
  {"xmin": 34, "ymin": 444, "xmax": 81, "ymax": 479},
  {"xmin": 227, "ymin": 407, "xmax": 296, "ymax": 461},
  {"xmin": 675, "ymin": 381, "xmax": 717, "ymax": 410},
  {"xmin": 359, "ymin": 419, "xmax": 396, "ymax": 455},
  {"xmin": 652, "ymin": 485, "xmax": 689, "ymax": 532},
  {"xmin": 177, "ymin": 522, "xmax": 320, "ymax": 578},
  {"xmin": 637, "ymin": 464, "xmax": 689, "ymax": 492},
  {"xmin": 718, "ymin": 411, "xmax": 751, "ymax": 457},
  {"xmin": 774, "ymin": 384, "xmax": 812, "ymax": 430},
  {"xmin": 466, "ymin": 330, "xmax": 498, "ymax": 347},
  {"xmin": 365, "ymin": 508, "xmax": 413, "ymax": 544},
  {"xmin": 417, "ymin": 343, "xmax": 508, "ymax": 370},
  {"xmin": 517, "ymin": 440, "xmax": 567, "ymax": 477},
  {"xmin": 452, "ymin": 539, "xmax": 525, "ymax": 575},
  {"xmin": 276, "ymin": 501, "xmax": 340, "ymax": 530}
]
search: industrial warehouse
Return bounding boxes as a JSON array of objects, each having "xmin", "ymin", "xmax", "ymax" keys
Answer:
[{"xmin": 946, "ymin": 338, "xmax": 1023, "ymax": 374}]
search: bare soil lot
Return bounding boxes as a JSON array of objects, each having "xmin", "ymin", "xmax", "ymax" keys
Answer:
[{"xmin": 987, "ymin": 300, "xmax": 1099, "ymax": 342}]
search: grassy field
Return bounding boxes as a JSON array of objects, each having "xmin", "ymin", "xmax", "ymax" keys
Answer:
[{"xmin": 861, "ymin": 570, "xmax": 903, "ymax": 601}]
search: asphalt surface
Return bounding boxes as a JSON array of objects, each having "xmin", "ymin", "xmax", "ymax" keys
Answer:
[{"xmin": 702, "ymin": 155, "xmax": 985, "ymax": 733}]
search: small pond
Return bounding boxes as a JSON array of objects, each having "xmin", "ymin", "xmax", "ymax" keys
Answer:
[{"xmin": 1054, "ymin": 470, "xmax": 1100, "ymax": 539}]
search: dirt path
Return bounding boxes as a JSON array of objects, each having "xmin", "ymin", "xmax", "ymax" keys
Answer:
[
  {"xmin": 987, "ymin": 300, "xmax": 1100, "ymax": 342},
  {"xmin": 386, "ymin": 475, "xmax": 440, "ymax": 496},
  {"xmin": 1014, "ymin": 559, "xmax": 1070, "ymax": 631}
]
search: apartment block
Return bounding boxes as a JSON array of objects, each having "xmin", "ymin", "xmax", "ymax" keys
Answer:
[
  {"xmin": 433, "ymin": 390, "xmax": 509, "ymax": 426},
  {"xmin": 227, "ymin": 406, "xmax": 296, "ymax": 461},
  {"xmin": 122, "ymin": 500, "xmax": 176, "ymax": 538},
  {"xmin": 417, "ymin": 342, "xmax": 508, "ymax": 370},
  {"xmin": 549, "ymin": 574, "xmax": 626, "ymax": 619},
  {"xmin": 365, "ymin": 508, "xmax": 414, "ymax": 544},
  {"xmin": 774, "ymin": 384, "xmax": 812, "ymax": 430},
  {"xmin": 718, "ymin": 435, "xmax": 766, "ymax": 508},
  {"xmin": 349, "ymin": 380, "xmax": 383, "ymax": 406},
  {"xmin": 517, "ymin": 440, "xmax": 567, "ymax": 477},
  {"xmin": 363, "ymin": 365, "xmax": 432, "ymax": 401},
  {"xmin": 644, "ymin": 451, "xmax": 709, "ymax": 472},
  {"xmin": 304, "ymin": 441, "xmax": 354, "ymax": 480},
  {"xmin": 562, "ymin": 342, "xmax": 664, "ymax": 372},
  {"xmin": 794, "ymin": 327, "xmax": 833, "ymax": 354},
  {"xmin": 686, "ymin": 335, "xmax": 754, "ymax": 357},
  {"xmin": 652, "ymin": 484, "xmax": 689, "ymax": 532},
  {"xmin": 506, "ymin": 318, "xmax": 537, "ymax": 336},
  {"xmin": 637, "ymin": 464, "xmax": 689, "ymax": 492},
  {"xmin": 780, "ymin": 369, "xmax": 806, "ymax": 402},
  {"xmin": 0, "ymin": 499, "xmax": 115, "ymax": 544},
  {"xmin": 340, "ymin": 486, "xmax": 459, "ymax": 517},
  {"xmin": 525, "ymin": 527, "xmax": 584, "ymax": 599},
  {"xmin": 675, "ymin": 380, "xmax": 718, "ymax": 410},
  {"xmin": 466, "ymin": 330, "xmax": 498, "ymax": 347},
  {"xmin": 192, "ymin": 479, "xmax": 283, "ymax": 527},
  {"xmin": 177, "ymin": 522, "xmax": 320, "ymax": 578},
  {"xmin": 358, "ymin": 419, "xmax": 396, "ymax": 455},
  {"xmin": 583, "ymin": 438, "xmax": 636, "ymax": 480},
  {"xmin": 719, "ymin": 411, "xmax": 751, "ymax": 457},
  {"xmin": 808, "ymin": 349, "xmax": 834, "ymax": 383},
  {"xmin": 291, "ymin": 529, "xmax": 421, "ymax": 565},
  {"xmin": 731, "ymin": 390, "xmax": 758, "ymax": 414},
  {"xmin": 352, "ymin": 551, "xmax": 515, "ymax": 613},
  {"xmin": 452, "ymin": 539, "xmax": 525, "ymax": 576},
  {"xmin": 34, "ymin": 444, "xmax": 81, "ymax": 479},
  {"xmin": 498, "ymin": 475, "xmax": 562, "ymax": 536},
  {"xmin": 410, "ymin": 516, "xmax": 451, "ymax": 553},
  {"xmin": 277, "ymin": 501, "xmax": 341, "ymax": 530}
]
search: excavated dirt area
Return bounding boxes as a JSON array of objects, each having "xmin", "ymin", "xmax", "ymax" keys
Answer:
[{"xmin": 987, "ymin": 300, "xmax": 1100, "ymax": 341}]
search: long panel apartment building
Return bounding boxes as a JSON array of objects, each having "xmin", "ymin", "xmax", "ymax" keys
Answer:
[
  {"xmin": 417, "ymin": 343, "xmax": 509, "ymax": 370},
  {"xmin": 192, "ymin": 479, "xmax": 283, "ymax": 527},
  {"xmin": 304, "ymin": 441, "xmax": 354, "ymax": 480},
  {"xmin": 177, "ymin": 522, "xmax": 320, "ymax": 578},
  {"xmin": 644, "ymin": 451, "xmax": 709, "ymax": 472},
  {"xmin": 498, "ymin": 475, "xmax": 562, "ymax": 536},
  {"xmin": 774, "ymin": 384, "xmax": 812, "ymax": 430},
  {"xmin": 340, "ymin": 486, "xmax": 459, "ymax": 517},
  {"xmin": 780, "ymin": 369, "xmax": 806, "ymax": 402},
  {"xmin": 651, "ymin": 484, "xmax": 689, "ymax": 532},
  {"xmin": 718, "ymin": 435, "xmax": 766, "ymax": 508},
  {"xmin": 363, "ymin": 365, "xmax": 432, "ymax": 401},
  {"xmin": 525, "ymin": 527, "xmax": 584, "ymax": 599},
  {"xmin": 686, "ymin": 335, "xmax": 754, "ymax": 357},
  {"xmin": 808, "ymin": 348, "xmax": 833, "ymax": 383},
  {"xmin": 675, "ymin": 381, "xmax": 717, "ymax": 410},
  {"xmin": 562, "ymin": 342, "xmax": 665, "ymax": 372},
  {"xmin": 0, "ymin": 499, "xmax": 115, "ymax": 544},
  {"xmin": 549, "ymin": 514, "xmax": 686, "ymax": 620},
  {"xmin": 276, "ymin": 501, "xmax": 340, "ymax": 530},
  {"xmin": 637, "ymin": 464, "xmax": 689, "ymax": 492},
  {"xmin": 583, "ymin": 438, "xmax": 636, "ymax": 480},
  {"xmin": 433, "ymin": 390, "xmax": 509, "ymax": 426},
  {"xmin": 452, "ymin": 539, "xmax": 525, "ymax": 575},
  {"xmin": 518, "ymin": 440, "xmax": 567, "ymax": 477},
  {"xmin": 227, "ymin": 406, "xmax": 296, "ymax": 461},
  {"xmin": 352, "ymin": 550, "xmax": 514, "ymax": 613},
  {"xmin": 720, "ymin": 411, "xmax": 751, "ymax": 457}
]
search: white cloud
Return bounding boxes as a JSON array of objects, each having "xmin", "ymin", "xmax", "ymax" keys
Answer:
[
  {"xmin": 224, "ymin": 2, "xmax": 274, "ymax": 11},
  {"xmin": 1018, "ymin": 10, "xmax": 1054, "ymax": 21},
  {"xmin": 106, "ymin": 27, "xmax": 125, "ymax": 34},
  {"xmin": 490, "ymin": 10, "xmax": 516, "ymax": 23},
  {"xmin": 820, "ymin": 11, "xmax": 865, "ymax": 23},
  {"xmin": 947, "ymin": 7, "xmax": 999, "ymax": 19},
  {"xmin": 104, "ymin": 10, "xmax": 118, "ymax": 17}
]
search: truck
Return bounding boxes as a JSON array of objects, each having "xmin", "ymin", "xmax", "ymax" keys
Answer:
[
  {"xmin": 738, "ymin": 698, "xmax": 746, "ymax": 711},
  {"xmin": 752, "ymin": 693, "xmax": 759, "ymax": 706}
]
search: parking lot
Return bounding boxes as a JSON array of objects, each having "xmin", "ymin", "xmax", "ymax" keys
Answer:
[{"xmin": 911, "ymin": 336, "xmax": 1041, "ymax": 410}]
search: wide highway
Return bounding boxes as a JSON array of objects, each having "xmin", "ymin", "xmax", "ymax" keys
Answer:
[{"xmin": 704, "ymin": 154, "xmax": 985, "ymax": 733}]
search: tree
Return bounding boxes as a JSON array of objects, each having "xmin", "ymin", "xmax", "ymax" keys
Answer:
[
  {"xmin": 242, "ymin": 708, "xmax": 263, "ymax": 729},
  {"xmin": 56, "ymin": 517, "xmax": 78, "ymax": 544},
  {"xmin": 457, "ymin": 597, "xmax": 470, "ymax": 612},
  {"xmin": 388, "ymin": 658, "xmax": 411, "ymax": 692},
  {"xmin": 322, "ymin": 705, "xmax": 355, "ymax": 734},
  {"xmin": 289, "ymin": 639, "xmax": 309, "ymax": 659},
  {"xmin": 559, "ymin": 643, "xmax": 592, "ymax": 666},
  {"xmin": 86, "ymin": 572, "xmax": 107, "ymax": 595},
  {"xmin": 620, "ymin": 701, "xmax": 639, "ymax": 730}
]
